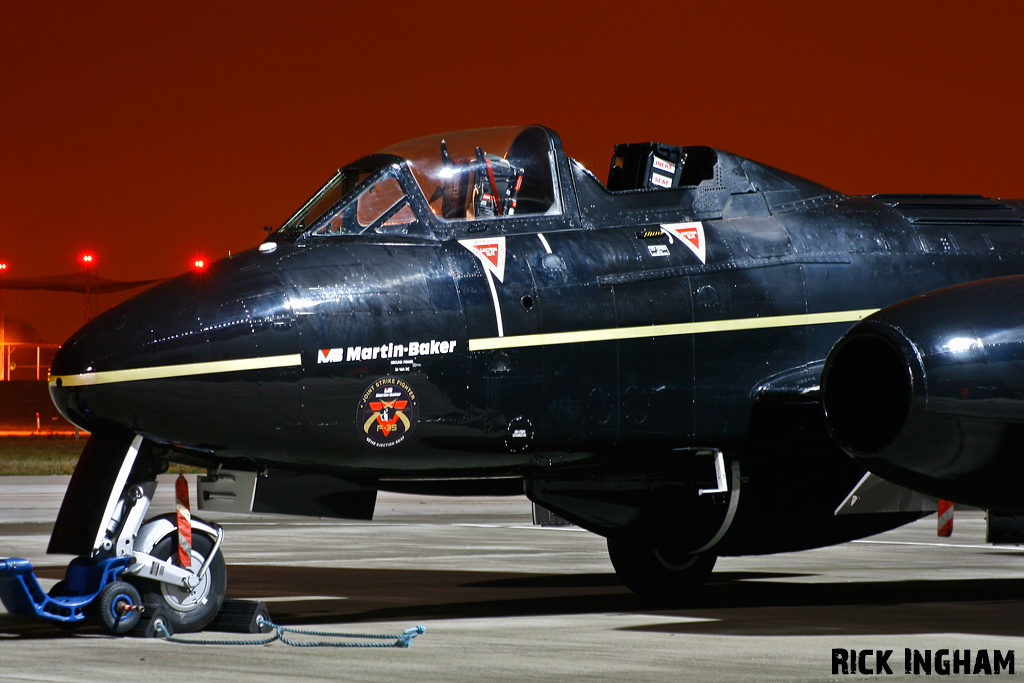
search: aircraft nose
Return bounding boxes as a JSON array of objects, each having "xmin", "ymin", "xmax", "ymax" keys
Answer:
[
  {"xmin": 49, "ymin": 296, "xmax": 154, "ymax": 432},
  {"xmin": 49, "ymin": 336, "xmax": 96, "ymax": 429},
  {"xmin": 49, "ymin": 255, "xmax": 300, "ymax": 447}
]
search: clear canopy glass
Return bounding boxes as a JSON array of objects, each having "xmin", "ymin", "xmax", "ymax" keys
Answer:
[
  {"xmin": 381, "ymin": 125, "xmax": 561, "ymax": 220},
  {"xmin": 276, "ymin": 126, "xmax": 561, "ymax": 239}
]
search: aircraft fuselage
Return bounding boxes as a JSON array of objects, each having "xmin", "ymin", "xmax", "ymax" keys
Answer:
[{"xmin": 48, "ymin": 127, "xmax": 1024, "ymax": 559}]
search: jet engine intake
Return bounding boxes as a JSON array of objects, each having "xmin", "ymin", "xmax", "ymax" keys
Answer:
[{"xmin": 822, "ymin": 275, "xmax": 1024, "ymax": 511}]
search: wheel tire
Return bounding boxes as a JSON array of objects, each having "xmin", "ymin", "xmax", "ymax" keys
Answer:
[
  {"xmin": 95, "ymin": 580, "xmax": 143, "ymax": 635},
  {"xmin": 131, "ymin": 532, "xmax": 226, "ymax": 633},
  {"xmin": 607, "ymin": 536, "xmax": 716, "ymax": 596}
]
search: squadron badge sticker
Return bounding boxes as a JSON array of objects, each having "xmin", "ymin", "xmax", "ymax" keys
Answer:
[{"xmin": 357, "ymin": 377, "xmax": 419, "ymax": 448}]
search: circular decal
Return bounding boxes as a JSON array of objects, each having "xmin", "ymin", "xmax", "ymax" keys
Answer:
[
  {"xmin": 357, "ymin": 377, "xmax": 419, "ymax": 448},
  {"xmin": 505, "ymin": 417, "xmax": 534, "ymax": 453}
]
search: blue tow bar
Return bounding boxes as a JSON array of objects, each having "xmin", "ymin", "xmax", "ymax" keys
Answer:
[{"xmin": 0, "ymin": 556, "xmax": 139, "ymax": 632}]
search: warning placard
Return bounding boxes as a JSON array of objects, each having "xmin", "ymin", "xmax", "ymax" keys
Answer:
[
  {"xmin": 459, "ymin": 236, "xmax": 507, "ymax": 282},
  {"xmin": 661, "ymin": 221, "xmax": 706, "ymax": 264}
]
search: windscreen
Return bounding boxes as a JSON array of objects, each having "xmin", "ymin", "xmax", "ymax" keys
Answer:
[
  {"xmin": 307, "ymin": 170, "xmax": 416, "ymax": 237},
  {"xmin": 276, "ymin": 163, "xmax": 422, "ymax": 238},
  {"xmin": 277, "ymin": 167, "xmax": 376, "ymax": 236}
]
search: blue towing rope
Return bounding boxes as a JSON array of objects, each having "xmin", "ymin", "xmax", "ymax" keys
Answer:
[{"xmin": 153, "ymin": 617, "xmax": 425, "ymax": 648}]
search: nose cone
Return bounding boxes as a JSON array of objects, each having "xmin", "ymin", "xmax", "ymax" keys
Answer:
[
  {"xmin": 49, "ymin": 286, "xmax": 172, "ymax": 433},
  {"xmin": 49, "ymin": 341, "xmax": 94, "ymax": 430},
  {"xmin": 49, "ymin": 252, "xmax": 299, "ymax": 448}
]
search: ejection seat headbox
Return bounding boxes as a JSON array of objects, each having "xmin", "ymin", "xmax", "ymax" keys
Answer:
[
  {"xmin": 439, "ymin": 140, "xmax": 524, "ymax": 220},
  {"xmin": 607, "ymin": 142, "xmax": 686, "ymax": 191}
]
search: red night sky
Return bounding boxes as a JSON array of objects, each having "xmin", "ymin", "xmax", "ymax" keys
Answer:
[{"xmin": 2, "ymin": 1, "xmax": 1024, "ymax": 344}]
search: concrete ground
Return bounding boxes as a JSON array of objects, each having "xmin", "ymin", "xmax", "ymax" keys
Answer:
[{"xmin": 0, "ymin": 476, "xmax": 1022, "ymax": 682}]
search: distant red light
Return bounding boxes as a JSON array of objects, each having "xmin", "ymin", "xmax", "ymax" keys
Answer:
[
  {"xmin": 193, "ymin": 259, "xmax": 206, "ymax": 270},
  {"xmin": 0, "ymin": 263, "xmax": 7, "ymax": 270},
  {"xmin": 81, "ymin": 253, "xmax": 95, "ymax": 264}
]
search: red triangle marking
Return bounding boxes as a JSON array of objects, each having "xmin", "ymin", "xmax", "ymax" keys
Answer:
[
  {"xmin": 676, "ymin": 227, "xmax": 700, "ymax": 250},
  {"xmin": 473, "ymin": 244, "xmax": 501, "ymax": 269}
]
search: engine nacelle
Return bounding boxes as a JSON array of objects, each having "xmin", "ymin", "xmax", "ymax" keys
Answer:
[{"xmin": 822, "ymin": 275, "xmax": 1024, "ymax": 512}]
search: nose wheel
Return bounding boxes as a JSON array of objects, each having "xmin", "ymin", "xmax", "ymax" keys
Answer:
[{"xmin": 132, "ymin": 531, "xmax": 227, "ymax": 632}]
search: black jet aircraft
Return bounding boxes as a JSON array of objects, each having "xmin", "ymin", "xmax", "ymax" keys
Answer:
[{"xmin": 45, "ymin": 125, "xmax": 1024, "ymax": 632}]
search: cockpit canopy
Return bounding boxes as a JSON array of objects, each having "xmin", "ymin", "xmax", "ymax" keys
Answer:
[
  {"xmin": 384, "ymin": 125, "xmax": 560, "ymax": 220},
  {"xmin": 276, "ymin": 126, "xmax": 561, "ymax": 239}
]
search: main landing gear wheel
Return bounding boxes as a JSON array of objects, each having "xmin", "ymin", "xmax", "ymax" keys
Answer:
[
  {"xmin": 607, "ymin": 537, "xmax": 717, "ymax": 596},
  {"xmin": 95, "ymin": 581, "xmax": 143, "ymax": 635},
  {"xmin": 132, "ymin": 532, "xmax": 226, "ymax": 633}
]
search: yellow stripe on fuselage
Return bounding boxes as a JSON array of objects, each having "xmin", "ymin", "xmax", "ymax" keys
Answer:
[
  {"xmin": 467, "ymin": 309, "xmax": 880, "ymax": 352},
  {"xmin": 49, "ymin": 353, "xmax": 302, "ymax": 388},
  {"xmin": 49, "ymin": 309, "xmax": 879, "ymax": 386}
]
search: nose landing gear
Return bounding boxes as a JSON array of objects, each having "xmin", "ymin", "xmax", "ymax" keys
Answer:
[{"xmin": 0, "ymin": 433, "xmax": 227, "ymax": 635}]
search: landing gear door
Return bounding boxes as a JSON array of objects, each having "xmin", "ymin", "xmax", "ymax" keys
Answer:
[{"xmin": 48, "ymin": 433, "xmax": 142, "ymax": 556}]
